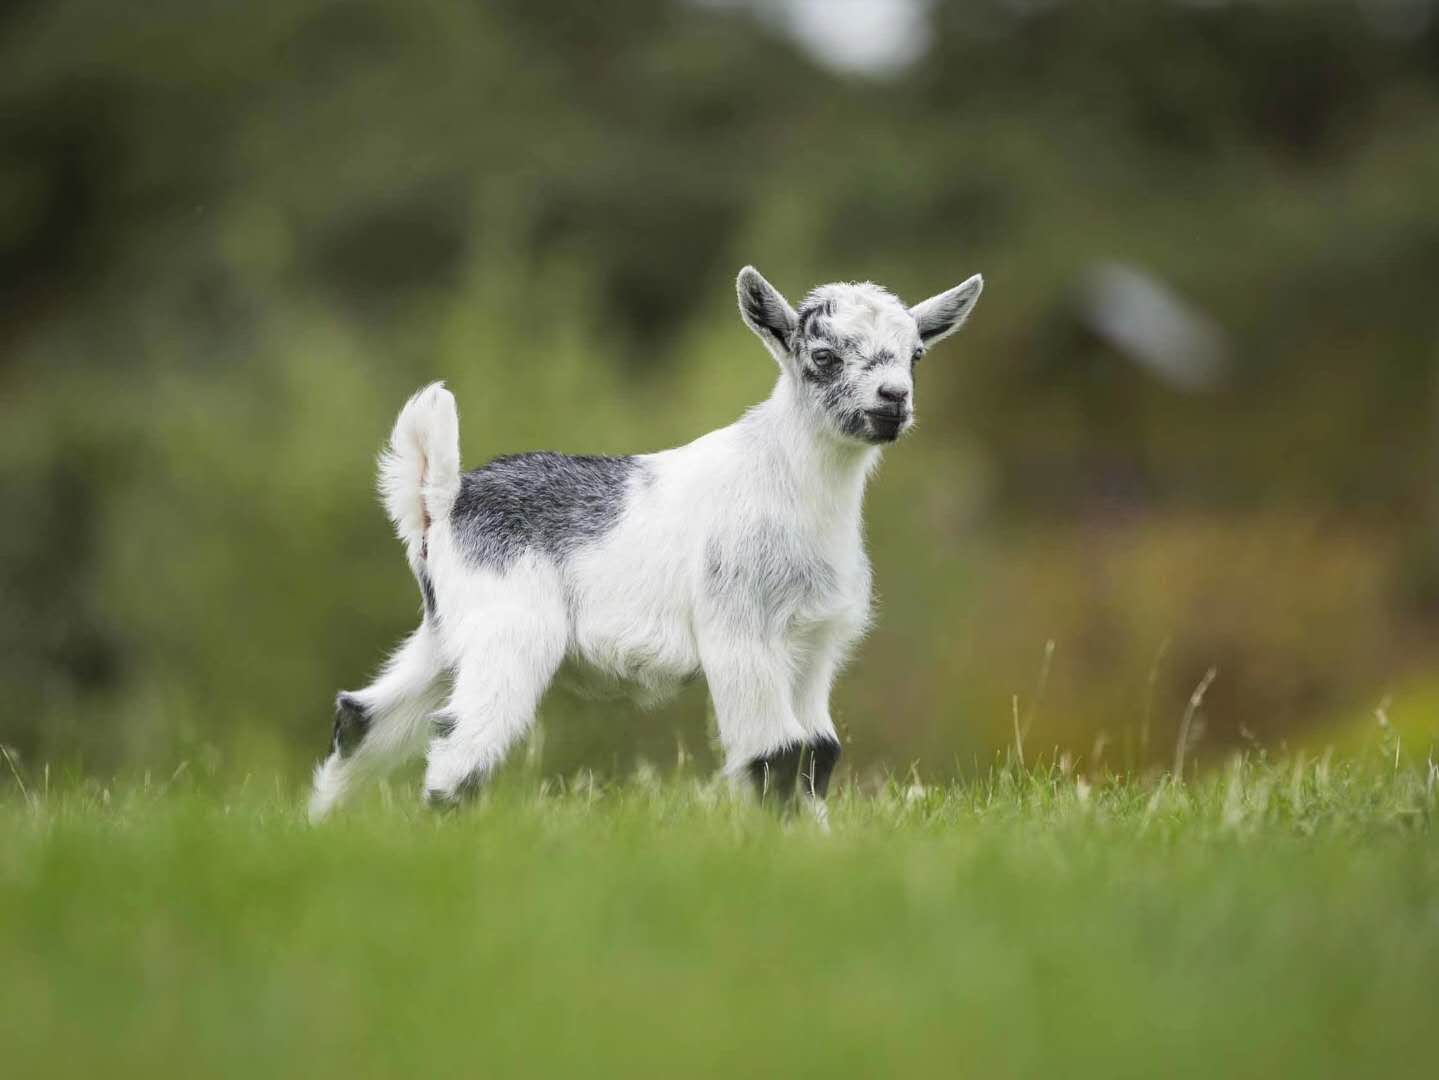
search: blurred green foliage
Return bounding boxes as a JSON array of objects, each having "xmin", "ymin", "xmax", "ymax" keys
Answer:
[{"xmin": 2, "ymin": 0, "xmax": 1438, "ymax": 778}]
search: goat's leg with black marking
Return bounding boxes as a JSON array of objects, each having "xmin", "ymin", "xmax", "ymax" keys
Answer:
[
  {"xmin": 788, "ymin": 629, "xmax": 852, "ymax": 824},
  {"xmin": 747, "ymin": 743, "xmax": 805, "ymax": 807},
  {"xmin": 702, "ymin": 637, "xmax": 810, "ymax": 810},
  {"xmin": 801, "ymin": 736, "xmax": 842, "ymax": 827},
  {"xmin": 310, "ymin": 623, "xmax": 447, "ymax": 822}
]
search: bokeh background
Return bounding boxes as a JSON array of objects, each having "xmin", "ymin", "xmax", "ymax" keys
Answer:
[{"xmin": 3, "ymin": 0, "xmax": 1438, "ymax": 783}]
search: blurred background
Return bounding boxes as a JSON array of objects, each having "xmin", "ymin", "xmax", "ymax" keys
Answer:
[{"xmin": 3, "ymin": 0, "xmax": 1438, "ymax": 783}]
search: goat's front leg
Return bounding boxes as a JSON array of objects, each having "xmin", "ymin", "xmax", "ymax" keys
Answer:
[
  {"xmin": 793, "ymin": 602, "xmax": 869, "ymax": 824},
  {"xmin": 701, "ymin": 637, "xmax": 809, "ymax": 808},
  {"xmin": 791, "ymin": 632, "xmax": 849, "ymax": 825}
]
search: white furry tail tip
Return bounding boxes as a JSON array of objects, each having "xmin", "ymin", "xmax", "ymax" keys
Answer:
[{"xmin": 377, "ymin": 381, "xmax": 460, "ymax": 561}]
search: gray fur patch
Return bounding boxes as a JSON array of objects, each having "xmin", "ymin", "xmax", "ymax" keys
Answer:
[{"xmin": 451, "ymin": 452, "xmax": 642, "ymax": 571}]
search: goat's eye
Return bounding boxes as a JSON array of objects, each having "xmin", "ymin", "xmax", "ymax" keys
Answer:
[
  {"xmin": 911, "ymin": 347, "xmax": 925, "ymax": 364},
  {"xmin": 811, "ymin": 348, "xmax": 839, "ymax": 368}
]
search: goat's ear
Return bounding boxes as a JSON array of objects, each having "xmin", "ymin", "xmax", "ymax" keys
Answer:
[
  {"xmin": 736, "ymin": 265, "xmax": 798, "ymax": 362},
  {"xmin": 910, "ymin": 273, "xmax": 984, "ymax": 347}
]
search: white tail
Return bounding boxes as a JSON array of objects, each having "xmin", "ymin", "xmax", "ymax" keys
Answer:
[{"xmin": 378, "ymin": 382, "xmax": 460, "ymax": 563}]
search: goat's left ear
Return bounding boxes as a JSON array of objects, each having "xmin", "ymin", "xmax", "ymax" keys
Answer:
[
  {"xmin": 910, "ymin": 273, "xmax": 984, "ymax": 347},
  {"xmin": 737, "ymin": 265, "xmax": 798, "ymax": 362}
]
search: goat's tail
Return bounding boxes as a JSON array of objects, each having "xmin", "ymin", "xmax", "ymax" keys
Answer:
[{"xmin": 378, "ymin": 382, "xmax": 461, "ymax": 564}]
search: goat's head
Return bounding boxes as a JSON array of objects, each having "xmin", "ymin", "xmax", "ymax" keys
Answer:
[{"xmin": 736, "ymin": 267, "xmax": 983, "ymax": 446}]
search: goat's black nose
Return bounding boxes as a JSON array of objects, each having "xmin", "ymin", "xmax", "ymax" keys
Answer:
[{"xmin": 876, "ymin": 384, "xmax": 910, "ymax": 406}]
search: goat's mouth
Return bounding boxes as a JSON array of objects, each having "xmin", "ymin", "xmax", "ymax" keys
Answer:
[{"xmin": 863, "ymin": 409, "xmax": 910, "ymax": 443}]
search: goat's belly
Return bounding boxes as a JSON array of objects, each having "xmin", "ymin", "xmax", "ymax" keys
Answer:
[
  {"xmin": 553, "ymin": 656, "xmax": 697, "ymax": 709},
  {"xmin": 563, "ymin": 608, "xmax": 701, "ymax": 708}
]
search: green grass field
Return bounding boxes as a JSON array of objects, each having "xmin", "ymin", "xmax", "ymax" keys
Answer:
[{"xmin": 2, "ymin": 756, "xmax": 1436, "ymax": 1079}]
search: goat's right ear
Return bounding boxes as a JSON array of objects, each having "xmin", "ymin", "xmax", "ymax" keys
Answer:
[{"xmin": 737, "ymin": 266, "xmax": 798, "ymax": 363}]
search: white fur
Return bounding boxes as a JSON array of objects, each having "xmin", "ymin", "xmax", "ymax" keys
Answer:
[
  {"xmin": 378, "ymin": 382, "xmax": 460, "ymax": 567},
  {"xmin": 309, "ymin": 267, "xmax": 982, "ymax": 820}
]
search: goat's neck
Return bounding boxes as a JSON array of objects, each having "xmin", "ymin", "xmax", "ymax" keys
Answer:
[{"xmin": 746, "ymin": 377, "xmax": 880, "ymax": 533}]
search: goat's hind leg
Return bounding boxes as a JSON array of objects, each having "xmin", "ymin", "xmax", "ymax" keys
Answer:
[
  {"xmin": 423, "ymin": 605, "xmax": 565, "ymax": 808},
  {"xmin": 309, "ymin": 623, "xmax": 446, "ymax": 822}
]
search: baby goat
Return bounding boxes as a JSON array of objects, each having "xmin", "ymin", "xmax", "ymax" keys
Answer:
[{"xmin": 309, "ymin": 266, "xmax": 983, "ymax": 821}]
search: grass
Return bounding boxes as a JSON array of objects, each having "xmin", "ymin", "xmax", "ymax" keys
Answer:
[{"xmin": 1, "ymin": 754, "xmax": 1436, "ymax": 1079}]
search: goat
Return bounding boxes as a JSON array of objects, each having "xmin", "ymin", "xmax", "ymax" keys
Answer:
[{"xmin": 309, "ymin": 266, "xmax": 983, "ymax": 821}]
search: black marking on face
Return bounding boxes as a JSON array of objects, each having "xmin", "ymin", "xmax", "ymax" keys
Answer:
[
  {"xmin": 331, "ymin": 692, "xmax": 370, "ymax": 759},
  {"xmin": 819, "ymin": 380, "xmax": 866, "ymax": 438},
  {"xmin": 818, "ymin": 367, "xmax": 871, "ymax": 440},
  {"xmin": 451, "ymin": 453, "xmax": 643, "ymax": 571},
  {"xmin": 793, "ymin": 331, "xmax": 908, "ymax": 443},
  {"xmin": 864, "ymin": 415, "xmax": 904, "ymax": 443},
  {"xmin": 747, "ymin": 743, "xmax": 804, "ymax": 806},
  {"xmin": 804, "ymin": 735, "xmax": 841, "ymax": 799},
  {"xmin": 796, "ymin": 297, "xmax": 834, "ymax": 340},
  {"xmin": 800, "ymin": 353, "xmax": 842, "ymax": 386},
  {"xmin": 802, "ymin": 354, "xmax": 910, "ymax": 444},
  {"xmin": 798, "ymin": 328, "xmax": 853, "ymax": 389}
]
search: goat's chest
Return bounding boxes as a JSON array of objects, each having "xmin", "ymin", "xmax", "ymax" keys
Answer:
[{"xmin": 704, "ymin": 519, "xmax": 867, "ymax": 629}]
